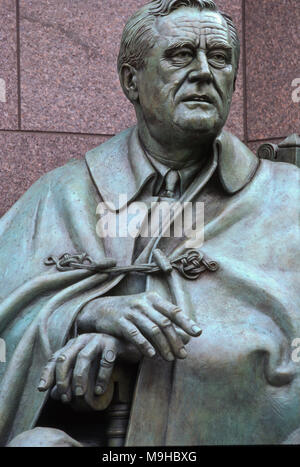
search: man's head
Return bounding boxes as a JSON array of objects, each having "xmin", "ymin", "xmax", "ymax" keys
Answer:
[{"xmin": 118, "ymin": 0, "xmax": 240, "ymax": 146}]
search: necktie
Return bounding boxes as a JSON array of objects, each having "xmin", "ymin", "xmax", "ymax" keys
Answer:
[{"xmin": 161, "ymin": 170, "xmax": 180, "ymax": 198}]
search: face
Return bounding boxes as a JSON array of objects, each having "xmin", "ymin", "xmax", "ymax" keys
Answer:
[{"xmin": 135, "ymin": 8, "xmax": 236, "ymax": 143}]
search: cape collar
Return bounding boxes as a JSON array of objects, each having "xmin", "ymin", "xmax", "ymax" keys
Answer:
[{"xmin": 85, "ymin": 126, "xmax": 259, "ymax": 211}]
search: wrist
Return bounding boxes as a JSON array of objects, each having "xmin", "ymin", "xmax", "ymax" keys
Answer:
[{"xmin": 76, "ymin": 301, "xmax": 97, "ymax": 333}]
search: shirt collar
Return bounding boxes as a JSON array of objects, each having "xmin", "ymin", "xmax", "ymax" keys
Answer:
[
  {"xmin": 145, "ymin": 150, "xmax": 207, "ymax": 196},
  {"xmin": 85, "ymin": 126, "xmax": 259, "ymax": 212}
]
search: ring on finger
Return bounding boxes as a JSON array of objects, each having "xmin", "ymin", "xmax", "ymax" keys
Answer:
[{"xmin": 104, "ymin": 349, "xmax": 116, "ymax": 363}]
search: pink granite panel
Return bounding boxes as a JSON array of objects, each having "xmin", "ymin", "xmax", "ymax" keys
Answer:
[
  {"xmin": 20, "ymin": 0, "xmax": 244, "ymax": 139},
  {"xmin": 0, "ymin": 0, "xmax": 18, "ymax": 129},
  {"xmin": 0, "ymin": 132, "xmax": 108, "ymax": 217},
  {"xmin": 218, "ymin": 0, "xmax": 244, "ymax": 140},
  {"xmin": 20, "ymin": 0, "xmax": 145, "ymax": 134},
  {"xmin": 245, "ymin": 0, "xmax": 300, "ymax": 141}
]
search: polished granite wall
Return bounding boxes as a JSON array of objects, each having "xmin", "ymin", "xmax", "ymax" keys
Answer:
[{"xmin": 0, "ymin": 0, "xmax": 299, "ymax": 216}]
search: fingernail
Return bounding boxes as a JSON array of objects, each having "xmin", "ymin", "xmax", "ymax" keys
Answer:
[
  {"xmin": 75, "ymin": 386, "xmax": 84, "ymax": 396},
  {"xmin": 95, "ymin": 385, "xmax": 104, "ymax": 395},
  {"xmin": 58, "ymin": 355, "xmax": 66, "ymax": 362},
  {"xmin": 148, "ymin": 349, "xmax": 156, "ymax": 357},
  {"xmin": 192, "ymin": 325, "xmax": 202, "ymax": 335},
  {"xmin": 38, "ymin": 379, "xmax": 46, "ymax": 391},
  {"xmin": 61, "ymin": 394, "xmax": 69, "ymax": 403},
  {"xmin": 179, "ymin": 348, "xmax": 187, "ymax": 358},
  {"xmin": 167, "ymin": 352, "xmax": 175, "ymax": 361}
]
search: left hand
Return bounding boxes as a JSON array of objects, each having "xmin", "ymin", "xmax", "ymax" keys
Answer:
[{"xmin": 38, "ymin": 333, "xmax": 140, "ymax": 404}]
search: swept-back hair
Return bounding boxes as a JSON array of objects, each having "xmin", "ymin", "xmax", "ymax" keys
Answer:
[{"xmin": 118, "ymin": 0, "xmax": 240, "ymax": 78}]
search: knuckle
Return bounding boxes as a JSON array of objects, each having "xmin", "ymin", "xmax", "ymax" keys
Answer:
[
  {"xmin": 77, "ymin": 351, "xmax": 90, "ymax": 363},
  {"xmin": 160, "ymin": 318, "xmax": 172, "ymax": 328},
  {"xmin": 73, "ymin": 373, "xmax": 85, "ymax": 386},
  {"xmin": 57, "ymin": 354, "xmax": 67, "ymax": 363},
  {"xmin": 133, "ymin": 300, "xmax": 143, "ymax": 311},
  {"xmin": 48, "ymin": 354, "xmax": 57, "ymax": 363},
  {"xmin": 128, "ymin": 328, "xmax": 139, "ymax": 338},
  {"xmin": 43, "ymin": 364, "xmax": 53, "ymax": 373},
  {"xmin": 103, "ymin": 336, "xmax": 117, "ymax": 349},
  {"xmin": 126, "ymin": 310, "xmax": 135, "ymax": 320},
  {"xmin": 100, "ymin": 360, "xmax": 114, "ymax": 369},
  {"xmin": 78, "ymin": 334, "xmax": 89, "ymax": 344},
  {"xmin": 151, "ymin": 325, "xmax": 161, "ymax": 336},
  {"xmin": 170, "ymin": 306, "xmax": 182, "ymax": 318},
  {"xmin": 119, "ymin": 316, "xmax": 129, "ymax": 327},
  {"xmin": 148, "ymin": 291, "xmax": 158, "ymax": 301},
  {"xmin": 80, "ymin": 354, "xmax": 90, "ymax": 363},
  {"xmin": 96, "ymin": 333, "xmax": 106, "ymax": 342},
  {"xmin": 138, "ymin": 338, "xmax": 148, "ymax": 349}
]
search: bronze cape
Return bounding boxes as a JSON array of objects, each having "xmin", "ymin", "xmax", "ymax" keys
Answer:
[{"xmin": 0, "ymin": 127, "xmax": 299, "ymax": 445}]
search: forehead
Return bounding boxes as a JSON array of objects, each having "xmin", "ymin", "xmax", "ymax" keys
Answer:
[{"xmin": 154, "ymin": 8, "xmax": 230, "ymax": 45}]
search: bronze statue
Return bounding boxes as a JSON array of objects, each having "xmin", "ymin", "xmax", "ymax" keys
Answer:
[{"xmin": 1, "ymin": 0, "xmax": 299, "ymax": 446}]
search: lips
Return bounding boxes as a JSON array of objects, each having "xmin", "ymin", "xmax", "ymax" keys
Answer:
[{"xmin": 182, "ymin": 94, "xmax": 214, "ymax": 104}]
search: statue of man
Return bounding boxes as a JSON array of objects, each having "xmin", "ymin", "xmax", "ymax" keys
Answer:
[{"xmin": 1, "ymin": 0, "xmax": 299, "ymax": 446}]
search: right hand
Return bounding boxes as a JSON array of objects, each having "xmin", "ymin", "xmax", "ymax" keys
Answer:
[{"xmin": 77, "ymin": 291, "xmax": 202, "ymax": 362}]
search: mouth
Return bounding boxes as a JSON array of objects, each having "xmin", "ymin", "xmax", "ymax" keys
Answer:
[{"xmin": 181, "ymin": 94, "xmax": 214, "ymax": 104}]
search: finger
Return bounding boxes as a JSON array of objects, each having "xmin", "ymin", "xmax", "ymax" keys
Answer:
[
  {"xmin": 151, "ymin": 316, "xmax": 187, "ymax": 359},
  {"xmin": 50, "ymin": 385, "xmax": 60, "ymax": 400},
  {"xmin": 131, "ymin": 311, "xmax": 175, "ymax": 361},
  {"xmin": 38, "ymin": 354, "xmax": 59, "ymax": 392},
  {"xmin": 150, "ymin": 294, "xmax": 202, "ymax": 337},
  {"xmin": 55, "ymin": 338, "xmax": 90, "ymax": 397},
  {"xmin": 175, "ymin": 327, "xmax": 191, "ymax": 345},
  {"xmin": 38, "ymin": 337, "xmax": 79, "ymax": 391},
  {"xmin": 139, "ymin": 306, "xmax": 187, "ymax": 359},
  {"xmin": 50, "ymin": 383, "xmax": 72, "ymax": 404},
  {"xmin": 119, "ymin": 317, "xmax": 156, "ymax": 358},
  {"xmin": 60, "ymin": 373, "xmax": 73, "ymax": 404},
  {"xmin": 72, "ymin": 336, "xmax": 101, "ymax": 397},
  {"xmin": 95, "ymin": 340, "xmax": 117, "ymax": 395}
]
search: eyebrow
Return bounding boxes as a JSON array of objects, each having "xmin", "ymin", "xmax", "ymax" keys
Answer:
[
  {"xmin": 206, "ymin": 39, "xmax": 233, "ymax": 59},
  {"xmin": 163, "ymin": 38, "xmax": 233, "ymax": 60},
  {"xmin": 163, "ymin": 39, "xmax": 199, "ymax": 56},
  {"xmin": 206, "ymin": 38, "xmax": 232, "ymax": 50}
]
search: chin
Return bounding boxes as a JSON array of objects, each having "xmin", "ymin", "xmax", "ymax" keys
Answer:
[
  {"xmin": 176, "ymin": 118, "xmax": 223, "ymax": 137},
  {"xmin": 174, "ymin": 110, "xmax": 224, "ymax": 135}
]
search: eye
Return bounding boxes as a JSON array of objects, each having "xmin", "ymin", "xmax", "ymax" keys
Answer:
[
  {"xmin": 174, "ymin": 50, "xmax": 193, "ymax": 59},
  {"xmin": 207, "ymin": 52, "xmax": 228, "ymax": 68},
  {"xmin": 169, "ymin": 48, "xmax": 194, "ymax": 64}
]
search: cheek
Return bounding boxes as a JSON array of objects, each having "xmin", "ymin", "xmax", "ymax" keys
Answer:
[
  {"xmin": 159, "ymin": 63, "xmax": 186, "ymax": 95},
  {"xmin": 225, "ymin": 72, "xmax": 235, "ymax": 93},
  {"xmin": 214, "ymin": 68, "xmax": 235, "ymax": 94}
]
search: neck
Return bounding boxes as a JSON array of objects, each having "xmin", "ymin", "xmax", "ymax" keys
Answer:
[{"xmin": 137, "ymin": 118, "xmax": 215, "ymax": 170}]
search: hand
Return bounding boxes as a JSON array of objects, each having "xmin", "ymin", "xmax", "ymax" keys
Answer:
[
  {"xmin": 38, "ymin": 333, "xmax": 140, "ymax": 403},
  {"xmin": 77, "ymin": 291, "xmax": 202, "ymax": 362}
]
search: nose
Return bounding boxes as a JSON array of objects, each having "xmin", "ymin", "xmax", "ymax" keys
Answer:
[{"xmin": 188, "ymin": 51, "xmax": 212, "ymax": 83}]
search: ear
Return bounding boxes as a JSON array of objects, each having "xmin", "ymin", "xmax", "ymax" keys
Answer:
[{"xmin": 119, "ymin": 64, "xmax": 139, "ymax": 103}]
